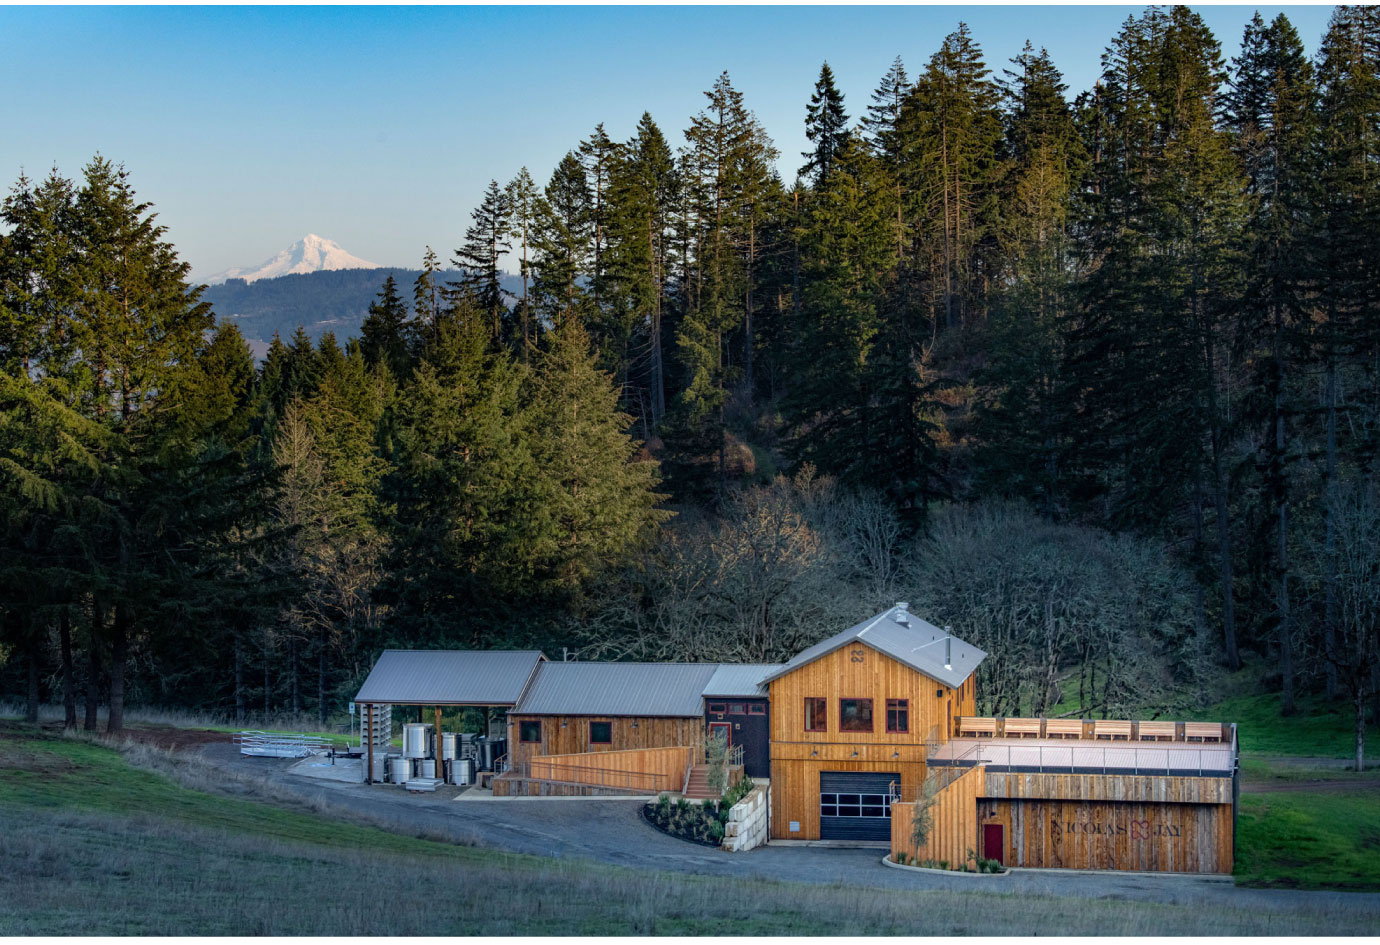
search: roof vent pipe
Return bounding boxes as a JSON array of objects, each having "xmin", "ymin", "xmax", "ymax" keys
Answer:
[
  {"xmin": 943, "ymin": 627, "xmax": 952, "ymax": 671},
  {"xmin": 895, "ymin": 602, "xmax": 910, "ymax": 625}
]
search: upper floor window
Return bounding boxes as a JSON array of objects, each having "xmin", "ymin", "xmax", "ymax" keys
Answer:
[
  {"xmin": 840, "ymin": 698, "xmax": 873, "ymax": 733},
  {"xmin": 886, "ymin": 699, "xmax": 909, "ymax": 733},
  {"xmin": 519, "ymin": 720, "xmax": 542, "ymax": 743},
  {"xmin": 805, "ymin": 697, "xmax": 827, "ymax": 732},
  {"xmin": 589, "ymin": 721, "xmax": 612, "ymax": 744}
]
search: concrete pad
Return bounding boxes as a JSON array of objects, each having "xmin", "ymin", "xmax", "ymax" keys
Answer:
[{"xmin": 288, "ymin": 752, "xmax": 363, "ymax": 783}]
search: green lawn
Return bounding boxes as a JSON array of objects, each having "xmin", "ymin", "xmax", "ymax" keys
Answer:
[
  {"xmin": 1235, "ymin": 789, "xmax": 1380, "ymax": 891},
  {"xmin": 3, "ymin": 723, "xmax": 1376, "ymax": 934}
]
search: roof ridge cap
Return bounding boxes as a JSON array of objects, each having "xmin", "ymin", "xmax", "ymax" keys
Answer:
[{"xmin": 855, "ymin": 608, "xmax": 894, "ymax": 638}]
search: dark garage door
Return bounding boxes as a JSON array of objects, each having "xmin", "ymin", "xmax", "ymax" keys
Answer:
[{"xmin": 819, "ymin": 771, "xmax": 899, "ymax": 841}]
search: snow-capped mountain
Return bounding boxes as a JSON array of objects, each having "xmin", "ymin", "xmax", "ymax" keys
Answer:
[{"xmin": 205, "ymin": 234, "xmax": 380, "ymax": 285}]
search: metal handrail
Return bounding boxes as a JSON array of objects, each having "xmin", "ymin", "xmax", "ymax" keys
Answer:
[
  {"xmin": 928, "ymin": 742, "xmax": 1234, "ymax": 778},
  {"xmin": 234, "ymin": 731, "xmax": 335, "ymax": 758},
  {"xmin": 726, "ymin": 743, "xmax": 744, "ymax": 768}
]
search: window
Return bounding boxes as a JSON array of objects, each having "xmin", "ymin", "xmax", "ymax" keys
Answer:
[
  {"xmin": 589, "ymin": 721, "xmax": 612, "ymax": 744},
  {"xmin": 708, "ymin": 702, "xmax": 726, "ymax": 714},
  {"xmin": 748, "ymin": 703, "xmax": 766, "ymax": 716},
  {"xmin": 886, "ymin": 699, "xmax": 909, "ymax": 734},
  {"xmin": 839, "ymin": 698, "xmax": 874, "ymax": 733},
  {"xmin": 805, "ymin": 697, "xmax": 827, "ymax": 732},
  {"xmin": 519, "ymin": 720, "xmax": 542, "ymax": 743},
  {"xmin": 820, "ymin": 792, "xmax": 893, "ymax": 818},
  {"xmin": 729, "ymin": 702, "xmax": 746, "ymax": 715}
]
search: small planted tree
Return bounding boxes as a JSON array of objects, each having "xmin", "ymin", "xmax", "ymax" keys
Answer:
[
  {"xmin": 705, "ymin": 730, "xmax": 728, "ymax": 795},
  {"xmin": 910, "ymin": 777, "xmax": 938, "ymax": 864}
]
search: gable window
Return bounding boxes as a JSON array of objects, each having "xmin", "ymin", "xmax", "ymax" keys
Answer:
[
  {"xmin": 805, "ymin": 698, "xmax": 827, "ymax": 732},
  {"xmin": 748, "ymin": 703, "xmax": 766, "ymax": 716},
  {"xmin": 729, "ymin": 703, "xmax": 746, "ymax": 715},
  {"xmin": 840, "ymin": 698, "xmax": 874, "ymax": 733},
  {"xmin": 708, "ymin": 702, "xmax": 726, "ymax": 714},
  {"xmin": 589, "ymin": 721, "xmax": 613, "ymax": 744},
  {"xmin": 886, "ymin": 699, "xmax": 909, "ymax": 734},
  {"xmin": 519, "ymin": 720, "xmax": 542, "ymax": 743}
]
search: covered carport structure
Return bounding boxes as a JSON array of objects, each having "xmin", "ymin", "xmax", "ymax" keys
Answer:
[{"xmin": 353, "ymin": 649, "xmax": 546, "ymax": 783}]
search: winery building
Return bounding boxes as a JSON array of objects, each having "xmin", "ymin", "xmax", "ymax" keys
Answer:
[{"xmin": 353, "ymin": 603, "xmax": 1238, "ymax": 874}]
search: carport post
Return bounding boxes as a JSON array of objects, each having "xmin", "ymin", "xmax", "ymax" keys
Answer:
[
  {"xmin": 435, "ymin": 706, "xmax": 443, "ymax": 780},
  {"xmin": 366, "ymin": 703, "xmax": 374, "ymax": 785}
]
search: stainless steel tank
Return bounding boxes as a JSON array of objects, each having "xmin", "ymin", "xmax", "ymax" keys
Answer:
[
  {"xmin": 419, "ymin": 758, "xmax": 436, "ymax": 779},
  {"xmin": 367, "ymin": 753, "xmax": 387, "ymax": 782},
  {"xmin": 456, "ymin": 757, "xmax": 473, "ymax": 785},
  {"xmin": 440, "ymin": 732, "xmax": 458, "ymax": 761},
  {"xmin": 402, "ymin": 723, "xmax": 432, "ymax": 760},
  {"xmin": 387, "ymin": 755, "xmax": 410, "ymax": 783}
]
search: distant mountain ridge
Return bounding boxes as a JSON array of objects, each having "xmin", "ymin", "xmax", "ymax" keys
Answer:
[
  {"xmin": 201, "ymin": 267, "xmax": 523, "ymax": 359},
  {"xmin": 205, "ymin": 234, "xmax": 379, "ymax": 285}
]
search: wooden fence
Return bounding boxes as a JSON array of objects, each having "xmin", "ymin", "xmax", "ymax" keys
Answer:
[
  {"xmin": 527, "ymin": 745, "xmax": 693, "ymax": 793},
  {"xmin": 890, "ymin": 764, "xmax": 983, "ymax": 869}
]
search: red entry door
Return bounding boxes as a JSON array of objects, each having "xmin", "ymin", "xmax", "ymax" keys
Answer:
[
  {"xmin": 709, "ymin": 721, "xmax": 732, "ymax": 746},
  {"xmin": 983, "ymin": 824, "xmax": 1005, "ymax": 864}
]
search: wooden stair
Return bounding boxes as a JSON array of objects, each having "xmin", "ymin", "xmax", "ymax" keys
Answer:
[{"xmin": 682, "ymin": 764, "xmax": 719, "ymax": 800}]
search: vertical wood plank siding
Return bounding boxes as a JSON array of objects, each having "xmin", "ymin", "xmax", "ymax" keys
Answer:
[
  {"xmin": 768, "ymin": 644, "xmax": 968, "ymax": 840},
  {"xmin": 506, "ymin": 715, "xmax": 701, "ymax": 773},
  {"xmin": 890, "ymin": 765, "xmax": 983, "ymax": 868},
  {"xmin": 979, "ymin": 799, "xmax": 1233, "ymax": 873},
  {"xmin": 528, "ymin": 746, "xmax": 692, "ymax": 792}
]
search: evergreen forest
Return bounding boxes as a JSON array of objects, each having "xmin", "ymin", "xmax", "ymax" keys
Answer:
[{"xmin": 2, "ymin": 7, "xmax": 1378, "ymax": 766}]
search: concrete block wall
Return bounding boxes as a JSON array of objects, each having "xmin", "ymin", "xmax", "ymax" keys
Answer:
[{"xmin": 721, "ymin": 780, "xmax": 769, "ymax": 852}]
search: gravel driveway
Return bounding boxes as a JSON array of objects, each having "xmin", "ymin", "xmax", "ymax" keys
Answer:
[{"xmin": 200, "ymin": 743, "xmax": 1380, "ymax": 917}]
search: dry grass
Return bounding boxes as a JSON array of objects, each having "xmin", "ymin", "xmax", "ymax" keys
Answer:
[{"xmin": 3, "ymin": 726, "xmax": 1378, "ymax": 935}]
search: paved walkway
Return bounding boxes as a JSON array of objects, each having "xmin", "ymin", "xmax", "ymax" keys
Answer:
[{"xmin": 200, "ymin": 743, "xmax": 1380, "ymax": 916}]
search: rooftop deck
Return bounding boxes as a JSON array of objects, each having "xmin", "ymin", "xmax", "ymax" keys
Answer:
[{"xmin": 928, "ymin": 736, "xmax": 1236, "ymax": 777}]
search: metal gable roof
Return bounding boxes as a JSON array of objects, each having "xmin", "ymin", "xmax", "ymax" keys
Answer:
[
  {"xmin": 702, "ymin": 663, "xmax": 783, "ymax": 697},
  {"xmin": 513, "ymin": 662, "xmax": 718, "ymax": 717},
  {"xmin": 760, "ymin": 605, "xmax": 986, "ymax": 690},
  {"xmin": 353, "ymin": 650, "xmax": 545, "ymax": 706}
]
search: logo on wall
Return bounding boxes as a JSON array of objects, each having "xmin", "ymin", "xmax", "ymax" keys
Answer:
[
  {"xmin": 1050, "ymin": 817, "xmax": 1180, "ymax": 839},
  {"xmin": 850, "ymin": 648, "xmax": 865, "ymax": 662}
]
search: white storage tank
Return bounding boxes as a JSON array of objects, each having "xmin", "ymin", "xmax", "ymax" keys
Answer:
[
  {"xmin": 388, "ymin": 755, "xmax": 410, "ymax": 784},
  {"xmin": 419, "ymin": 758, "xmax": 436, "ymax": 779},
  {"xmin": 440, "ymin": 732, "xmax": 458, "ymax": 761},
  {"xmin": 402, "ymin": 723, "xmax": 432, "ymax": 760}
]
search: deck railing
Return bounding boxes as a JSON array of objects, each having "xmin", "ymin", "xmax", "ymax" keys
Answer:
[{"xmin": 928, "ymin": 742, "xmax": 1235, "ymax": 777}]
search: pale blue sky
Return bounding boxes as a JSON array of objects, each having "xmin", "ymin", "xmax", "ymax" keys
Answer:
[{"xmin": 0, "ymin": 4, "xmax": 1337, "ymax": 280}]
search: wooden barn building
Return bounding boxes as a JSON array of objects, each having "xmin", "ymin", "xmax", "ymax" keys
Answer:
[{"xmin": 353, "ymin": 603, "xmax": 1238, "ymax": 873}]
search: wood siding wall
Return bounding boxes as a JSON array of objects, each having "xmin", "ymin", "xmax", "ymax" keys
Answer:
[
  {"xmin": 980, "ymin": 798, "xmax": 1233, "ymax": 873},
  {"xmin": 983, "ymin": 772, "xmax": 1234, "ymax": 805},
  {"xmin": 771, "ymin": 759, "xmax": 928, "ymax": 840},
  {"xmin": 505, "ymin": 715, "xmax": 701, "ymax": 772},
  {"xmin": 768, "ymin": 642, "xmax": 975, "ymax": 839},
  {"xmin": 891, "ymin": 766, "xmax": 983, "ymax": 868},
  {"xmin": 529, "ymin": 746, "xmax": 692, "ymax": 793},
  {"xmin": 769, "ymin": 644, "xmax": 966, "ymax": 748}
]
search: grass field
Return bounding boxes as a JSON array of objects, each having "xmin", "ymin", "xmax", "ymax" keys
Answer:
[
  {"xmin": 3, "ymin": 724, "xmax": 1377, "ymax": 935},
  {"xmin": 1234, "ymin": 789, "xmax": 1380, "ymax": 891}
]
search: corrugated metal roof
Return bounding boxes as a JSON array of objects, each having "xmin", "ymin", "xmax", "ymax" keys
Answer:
[
  {"xmin": 513, "ymin": 662, "xmax": 718, "ymax": 717},
  {"xmin": 702, "ymin": 663, "xmax": 783, "ymax": 697},
  {"xmin": 761, "ymin": 605, "xmax": 986, "ymax": 690},
  {"xmin": 353, "ymin": 650, "xmax": 545, "ymax": 706}
]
